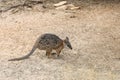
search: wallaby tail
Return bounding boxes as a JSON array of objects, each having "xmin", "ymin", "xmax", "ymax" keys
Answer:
[{"xmin": 8, "ymin": 47, "xmax": 37, "ymax": 61}]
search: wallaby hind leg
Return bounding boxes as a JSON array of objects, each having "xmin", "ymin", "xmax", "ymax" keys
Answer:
[
  {"xmin": 56, "ymin": 49, "xmax": 61, "ymax": 57},
  {"xmin": 56, "ymin": 46, "xmax": 64, "ymax": 57},
  {"xmin": 46, "ymin": 49, "xmax": 52, "ymax": 58}
]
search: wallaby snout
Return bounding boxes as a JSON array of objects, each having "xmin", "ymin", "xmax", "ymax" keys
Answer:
[{"xmin": 64, "ymin": 37, "xmax": 72, "ymax": 50}]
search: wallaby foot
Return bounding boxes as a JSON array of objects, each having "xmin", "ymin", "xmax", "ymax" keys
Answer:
[
  {"xmin": 56, "ymin": 50, "xmax": 61, "ymax": 57},
  {"xmin": 46, "ymin": 49, "xmax": 52, "ymax": 58},
  {"xmin": 51, "ymin": 53, "xmax": 56, "ymax": 55},
  {"xmin": 56, "ymin": 44, "xmax": 64, "ymax": 58},
  {"xmin": 57, "ymin": 54, "xmax": 60, "ymax": 57}
]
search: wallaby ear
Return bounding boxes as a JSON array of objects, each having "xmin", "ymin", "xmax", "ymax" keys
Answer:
[{"xmin": 66, "ymin": 37, "xmax": 69, "ymax": 40}]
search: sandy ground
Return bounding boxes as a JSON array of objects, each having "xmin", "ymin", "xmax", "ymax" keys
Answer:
[{"xmin": 0, "ymin": 3, "xmax": 120, "ymax": 80}]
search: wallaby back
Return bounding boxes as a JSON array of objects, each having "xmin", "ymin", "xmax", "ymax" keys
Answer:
[{"xmin": 38, "ymin": 34, "xmax": 63, "ymax": 49}]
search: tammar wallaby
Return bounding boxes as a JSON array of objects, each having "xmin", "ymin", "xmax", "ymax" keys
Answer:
[{"xmin": 8, "ymin": 33, "xmax": 72, "ymax": 61}]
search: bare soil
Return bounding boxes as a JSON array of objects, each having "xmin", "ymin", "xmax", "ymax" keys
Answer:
[{"xmin": 0, "ymin": 1, "xmax": 120, "ymax": 80}]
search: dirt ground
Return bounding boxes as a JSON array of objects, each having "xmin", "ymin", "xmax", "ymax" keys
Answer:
[{"xmin": 0, "ymin": 1, "xmax": 120, "ymax": 80}]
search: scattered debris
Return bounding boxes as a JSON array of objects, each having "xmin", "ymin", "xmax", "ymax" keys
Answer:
[
  {"xmin": 55, "ymin": 5, "xmax": 67, "ymax": 10},
  {"xmin": 0, "ymin": 0, "xmax": 43, "ymax": 12},
  {"xmin": 54, "ymin": 1, "xmax": 80, "ymax": 10},
  {"xmin": 67, "ymin": 4, "xmax": 80, "ymax": 10},
  {"xmin": 54, "ymin": 1, "xmax": 67, "ymax": 7}
]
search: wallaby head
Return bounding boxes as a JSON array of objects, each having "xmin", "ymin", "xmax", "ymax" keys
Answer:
[{"xmin": 64, "ymin": 37, "xmax": 72, "ymax": 50}]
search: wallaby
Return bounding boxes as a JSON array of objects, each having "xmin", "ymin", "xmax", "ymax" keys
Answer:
[{"xmin": 8, "ymin": 33, "xmax": 72, "ymax": 61}]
